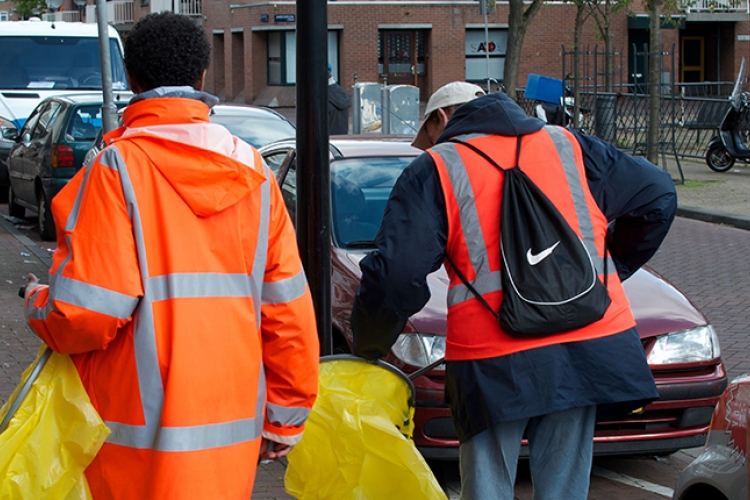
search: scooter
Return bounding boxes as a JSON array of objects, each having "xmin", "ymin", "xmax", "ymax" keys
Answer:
[
  {"xmin": 705, "ymin": 57, "xmax": 749, "ymax": 172},
  {"xmin": 534, "ymin": 83, "xmax": 590, "ymax": 127}
]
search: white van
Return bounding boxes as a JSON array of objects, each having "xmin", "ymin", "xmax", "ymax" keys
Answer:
[
  {"xmin": 0, "ymin": 19, "xmax": 129, "ymax": 130},
  {"xmin": 0, "ymin": 18, "xmax": 130, "ymax": 199}
]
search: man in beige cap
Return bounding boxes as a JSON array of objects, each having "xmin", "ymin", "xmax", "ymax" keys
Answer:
[
  {"xmin": 352, "ymin": 83, "xmax": 674, "ymax": 499},
  {"xmin": 412, "ymin": 81, "xmax": 486, "ymax": 150}
]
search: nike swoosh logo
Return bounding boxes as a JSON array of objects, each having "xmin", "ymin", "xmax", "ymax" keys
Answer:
[{"xmin": 526, "ymin": 241, "xmax": 560, "ymax": 265}]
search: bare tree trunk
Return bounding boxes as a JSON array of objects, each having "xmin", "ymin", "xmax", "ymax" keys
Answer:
[
  {"xmin": 647, "ymin": 0, "xmax": 661, "ymax": 164},
  {"xmin": 573, "ymin": 2, "xmax": 585, "ymax": 128},
  {"xmin": 504, "ymin": 0, "xmax": 544, "ymax": 100}
]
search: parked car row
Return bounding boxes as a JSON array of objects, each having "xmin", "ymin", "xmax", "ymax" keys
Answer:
[{"xmin": 2, "ymin": 95, "xmax": 296, "ymax": 241}]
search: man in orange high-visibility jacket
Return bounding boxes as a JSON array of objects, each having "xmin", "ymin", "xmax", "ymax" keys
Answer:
[
  {"xmin": 23, "ymin": 12, "xmax": 319, "ymax": 499},
  {"xmin": 352, "ymin": 83, "xmax": 675, "ymax": 499}
]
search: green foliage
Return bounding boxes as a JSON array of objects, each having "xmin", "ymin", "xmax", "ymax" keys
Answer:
[
  {"xmin": 679, "ymin": 180, "xmax": 724, "ymax": 188},
  {"xmin": 13, "ymin": 0, "xmax": 47, "ymax": 20}
]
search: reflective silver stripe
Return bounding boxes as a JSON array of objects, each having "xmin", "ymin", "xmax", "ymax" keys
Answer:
[
  {"xmin": 261, "ymin": 271, "xmax": 307, "ymax": 305},
  {"xmin": 266, "ymin": 402, "xmax": 311, "ymax": 427},
  {"xmin": 251, "ymin": 162, "xmax": 271, "ymax": 328},
  {"xmin": 145, "ymin": 273, "xmax": 254, "ymax": 301},
  {"xmin": 545, "ymin": 126, "xmax": 605, "ymax": 274},
  {"xmin": 448, "ymin": 270, "xmax": 502, "ymax": 307},
  {"xmin": 106, "ymin": 416, "xmax": 263, "ymax": 451},
  {"xmin": 24, "ymin": 286, "xmax": 47, "ymax": 321},
  {"xmin": 65, "ymin": 159, "xmax": 95, "ymax": 233},
  {"xmin": 431, "ymin": 142, "xmax": 493, "ymax": 281},
  {"xmin": 48, "ymin": 276, "xmax": 138, "ymax": 319}
]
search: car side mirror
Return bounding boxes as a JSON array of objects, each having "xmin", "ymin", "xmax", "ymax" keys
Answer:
[{"xmin": 1, "ymin": 128, "xmax": 19, "ymax": 141}]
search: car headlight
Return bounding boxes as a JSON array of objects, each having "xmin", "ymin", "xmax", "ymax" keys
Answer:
[
  {"xmin": 391, "ymin": 334, "xmax": 445, "ymax": 368},
  {"xmin": 647, "ymin": 325, "xmax": 721, "ymax": 364}
]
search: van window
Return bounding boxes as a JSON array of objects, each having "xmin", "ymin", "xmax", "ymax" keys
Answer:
[{"xmin": 0, "ymin": 36, "xmax": 128, "ymax": 91}]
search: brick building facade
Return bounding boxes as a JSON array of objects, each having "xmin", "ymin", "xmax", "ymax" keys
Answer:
[{"xmin": 4, "ymin": 0, "xmax": 749, "ymax": 106}]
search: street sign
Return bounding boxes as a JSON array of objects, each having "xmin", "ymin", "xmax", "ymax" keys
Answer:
[{"xmin": 275, "ymin": 14, "xmax": 295, "ymax": 22}]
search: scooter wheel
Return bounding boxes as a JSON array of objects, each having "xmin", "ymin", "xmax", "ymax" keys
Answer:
[{"xmin": 706, "ymin": 144, "xmax": 735, "ymax": 172}]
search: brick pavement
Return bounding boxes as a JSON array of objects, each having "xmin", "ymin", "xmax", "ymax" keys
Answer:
[{"xmin": 0, "ymin": 216, "xmax": 46, "ymax": 404}]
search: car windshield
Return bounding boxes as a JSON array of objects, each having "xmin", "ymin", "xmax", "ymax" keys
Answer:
[
  {"xmin": 210, "ymin": 113, "xmax": 296, "ymax": 148},
  {"xmin": 330, "ymin": 156, "xmax": 414, "ymax": 247},
  {"xmin": 0, "ymin": 36, "xmax": 128, "ymax": 91}
]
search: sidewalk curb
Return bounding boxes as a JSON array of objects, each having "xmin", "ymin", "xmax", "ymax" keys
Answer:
[
  {"xmin": 0, "ymin": 216, "xmax": 53, "ymax": 268},
  {"xmin": 677, "ymin": 206, "xmax": 750, "ymax": 231}
]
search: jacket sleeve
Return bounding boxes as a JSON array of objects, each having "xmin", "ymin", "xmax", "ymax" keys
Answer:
[
  {"xmin": 352, "ymin": 153, "xmax": 448, "ymax": 360},
  {"xmin": 25, "ymin": 152, "xmax": 143, "ymax": 354},
  {"xmin": 571, "ymin": 130, "xmax": 677, "ymax": 281},
  {"xmin": 328, "ymin": 84, "xmax": 351, "ymax": 111},
  {"xmin": 260, "ymin": 172, "xmax": 319, "ymax": 445}
]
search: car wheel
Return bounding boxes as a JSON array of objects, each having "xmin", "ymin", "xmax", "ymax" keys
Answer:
[
  {"xmin": 8, "ymin": 186, "xmax": 25, "ymax": 218},
  {"xmin": 37, "ymin": 190, "xmax": 56, "ymax": 241}
]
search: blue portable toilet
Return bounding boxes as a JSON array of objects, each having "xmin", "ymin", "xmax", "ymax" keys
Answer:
[{"xmin": 525, "ymin": 74, "xmax": 564, "ymax": 104}]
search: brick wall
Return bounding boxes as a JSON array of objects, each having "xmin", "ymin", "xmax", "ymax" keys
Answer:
[{"xmin": 197, "ymin": 2, "xmax": 748, "ymax": 105}]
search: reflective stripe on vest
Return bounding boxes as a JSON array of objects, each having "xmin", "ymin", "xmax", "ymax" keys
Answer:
[
  {"xmin": 40, "ymin": 145, "xmax": 290, "ymax": 452},
  {"xmin": 432, "ymin": 128, "xmax": 615, "ymax": 309}
]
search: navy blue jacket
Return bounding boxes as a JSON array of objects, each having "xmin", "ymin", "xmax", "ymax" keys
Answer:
[{"xmin": 351, "ymin": 92, "xmax": 675, "ymax": 440}]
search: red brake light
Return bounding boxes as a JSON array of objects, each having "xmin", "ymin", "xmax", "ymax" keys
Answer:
[{"xmin": 52, "ymin": 144, "xmax": 75, "ymax": 168}]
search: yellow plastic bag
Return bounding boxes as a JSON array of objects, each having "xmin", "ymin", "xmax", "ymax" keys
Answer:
[
  {"xmin": 285, "ymin": 356, "xmax": 447, "ymax": 500},
  {"xmin": 0, "ymin": 345, "xmax": 110, "ymax": 499}
]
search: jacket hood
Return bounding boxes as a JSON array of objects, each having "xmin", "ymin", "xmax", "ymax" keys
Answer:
[
  {"xmin": 436, "ymin": 92, "xmax": 545, "ymax": 143},
  {"xmin": 116, "ymin": 88, "xmax": 266, "ymax": 217}
]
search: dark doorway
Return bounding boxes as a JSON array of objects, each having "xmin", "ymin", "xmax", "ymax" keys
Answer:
[
  {"xmin": 378, "ymin": 30, "xmax": 428, "ymax": 100},
  {"xmin": 628, "ymin": 29, "xmax": 649, "ymax": 93},
  {"xmin": 682, "ymin": 36, "xmax": 704, "ymax": 82}
]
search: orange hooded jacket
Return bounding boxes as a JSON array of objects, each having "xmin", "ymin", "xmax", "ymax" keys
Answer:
[{"xmin": 25, "ymin": 92, "xmax": 319, "ymax": 499}]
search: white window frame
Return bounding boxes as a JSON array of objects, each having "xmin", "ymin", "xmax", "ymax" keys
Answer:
[{"xmin": 465, "ymin": 27, "xmax": 507, "ymax": 84}]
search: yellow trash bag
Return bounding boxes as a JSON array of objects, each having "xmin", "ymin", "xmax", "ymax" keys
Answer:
[
  {"xmin": 0, "ymin": 345, "xmax": 110, "ymax": 499},
  {"xmin": 285, "ymin": 355, "xmax": 447, "ymax": 500}
]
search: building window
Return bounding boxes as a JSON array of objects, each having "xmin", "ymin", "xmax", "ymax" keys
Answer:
[
  {"xmin": 465, "ymin": 29, "xmax": 507, "ymax": 84},
  {"xmin": 267, "ymin": 30, "xmax": 339, "ymax": 86},
  {"xmin": 0, "ymin": 11, "xmax": 8, "ymax": 21}
]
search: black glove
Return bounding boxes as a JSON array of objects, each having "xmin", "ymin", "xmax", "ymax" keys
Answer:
[{"xmin": 351, "ymin": 294, "xmax": 407, "ymax": 361}]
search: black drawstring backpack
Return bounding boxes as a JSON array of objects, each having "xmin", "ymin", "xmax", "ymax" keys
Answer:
[{"xmin": 446, "ymin": 136, "xmax": 611, "ymax": 337}]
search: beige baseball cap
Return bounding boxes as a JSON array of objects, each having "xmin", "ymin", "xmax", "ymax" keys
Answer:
[{"xmin": 412, "ymin": 81, "xmax": 486, "ymax": 150}]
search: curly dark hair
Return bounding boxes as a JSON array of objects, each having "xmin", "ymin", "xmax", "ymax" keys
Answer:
[{"xmin": 124, "ymin": 12, "xmax": 211, "ymax": 92}]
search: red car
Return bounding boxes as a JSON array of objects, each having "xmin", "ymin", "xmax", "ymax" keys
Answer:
[
  {"xmin": 260, "ymin": 136, "xmax": 727, "ymax": 459},
  {"xmin": 673, "ymin": 373, "xmax": 749, "ymax": 500}
]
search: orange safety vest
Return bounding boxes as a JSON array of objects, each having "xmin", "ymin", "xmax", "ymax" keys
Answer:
[
  {"xmin": 429, "ymin": 127, "xmax": 636, "ymax": 361},
  {"xmin": 25, "ymin": 97, "xmax": 319, "ymax": 499}
]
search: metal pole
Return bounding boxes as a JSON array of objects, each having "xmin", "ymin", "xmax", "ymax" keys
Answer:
[
  {"xmin": 484, "ymin": 10, "xmax": 491, "ymax": 92},
  {"xmin": 95, "ymin": 0, "xmax": 117, "ymax": 133},
  {"xmin": 297, "ymin": 0, "xmax": 332, "ymax": 356},
  {"xmin": 381, "ymin": 84, "xmax": 390, "ymax": 134}
]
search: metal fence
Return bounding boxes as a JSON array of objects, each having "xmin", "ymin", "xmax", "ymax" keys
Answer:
[{"xmin": 517, "ymin": 87, "xmax": 739, "ymax": 161}]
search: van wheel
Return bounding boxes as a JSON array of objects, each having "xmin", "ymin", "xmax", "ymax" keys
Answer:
[
  {"xmin": 37, "ymin": 190, "xmax": 56, "ymax": 241},
  {"xmin": 8, "ymin": 186, "xmax": 25, "ymax": 218}
]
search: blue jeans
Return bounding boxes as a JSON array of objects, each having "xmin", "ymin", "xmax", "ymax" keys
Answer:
[{"xmin": 458, "ymin": 405, "xmax": 596, "ymax": 500}]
